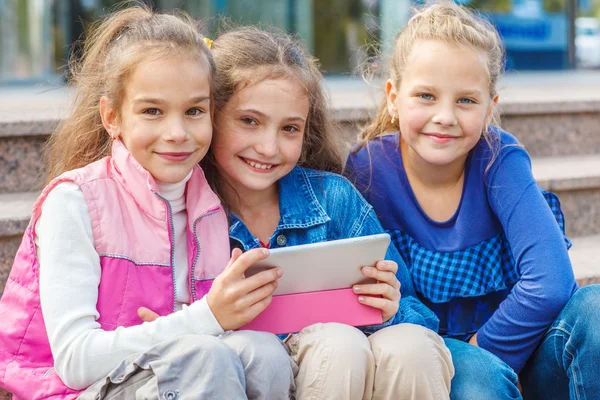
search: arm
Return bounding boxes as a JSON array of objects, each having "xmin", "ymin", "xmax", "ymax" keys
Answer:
[
  {"xmin": 37, "ymin": 183, "xmax": 224, "ymax": 389},
  {"xmin": 476, "ymin": 147, "xmax": 577, "ymax": 373},
  {"xmin": 345, "ymin": 151, "xmax": 439, "ymax": 333},
  {"xmin": 356, "ymin": 211, "xmax": 440, "ymax": 334}
]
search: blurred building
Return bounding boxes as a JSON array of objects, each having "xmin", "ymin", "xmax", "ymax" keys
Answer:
[{"xmin": 0, "ymin": 0, "xmax": 586, "ymax": 84}]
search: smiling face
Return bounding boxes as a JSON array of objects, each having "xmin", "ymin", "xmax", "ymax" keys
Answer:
[
  {"xmin": 211, "ymin": 77, "xmax": 309, "ymax": 200},
  {"xmin": 100, "ymin": 54, "xmax": 213, "ymax": 184},
  {"xmin": 387, "ymin": 39, "xmax": 497, "ymax": 169}
]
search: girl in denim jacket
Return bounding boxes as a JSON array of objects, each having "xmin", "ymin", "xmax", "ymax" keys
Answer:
[
  {"xmin": 346, "ymin": 3, "xmax": 600, "ymax": 399},
  {"xmin": 0, "ymin": 5, "xmax": 296, "ymax": 399},
  {"xmin": 202, "ymin": 27, "xmax": 454, "ymax": 400}
]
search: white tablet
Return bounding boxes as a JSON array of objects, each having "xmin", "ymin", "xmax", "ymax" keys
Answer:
[{"xmin": 245, "ymin": 233, "xmax": 391, "ymax": 296}]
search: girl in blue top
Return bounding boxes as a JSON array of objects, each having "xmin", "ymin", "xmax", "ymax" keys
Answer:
[
  {"xmin": 345, "ymin": 3, "xmax": 600, "ymax": 399},
  {"xmin": 202, "ymin": 27, "xmax": 454, "ymax": 400}
]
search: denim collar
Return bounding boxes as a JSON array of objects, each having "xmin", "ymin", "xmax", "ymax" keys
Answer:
[{"xmin": 229, "ymin": 166, "xmax": 331, "ymax": 248}]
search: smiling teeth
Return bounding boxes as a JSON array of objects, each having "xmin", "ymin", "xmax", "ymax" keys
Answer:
[{"xmin": 245, "ymin": 159, "xmax": 274, "ymax": 170}]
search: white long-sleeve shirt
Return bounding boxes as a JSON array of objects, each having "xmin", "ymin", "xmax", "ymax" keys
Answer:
[{"xmin": 36, "ymin": 177, "xmax": 224, "ymax": 390}]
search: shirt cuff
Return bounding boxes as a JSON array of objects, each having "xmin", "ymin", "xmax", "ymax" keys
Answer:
[{"xmin": 187, "ymin": 296, "xmax": 225, "ymax": 336}]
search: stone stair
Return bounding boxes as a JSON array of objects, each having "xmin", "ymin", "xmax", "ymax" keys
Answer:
[{"xmin": 0, "ymin": 74, "xmax": 599, "ymax": 299}]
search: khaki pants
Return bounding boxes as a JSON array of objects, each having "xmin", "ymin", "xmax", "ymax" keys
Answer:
[{"xmin": 287, "ymin": 323, "xmax": 453, "ymax": 400}]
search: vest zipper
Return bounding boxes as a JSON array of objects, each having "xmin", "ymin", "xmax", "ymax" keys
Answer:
[
  {"xmin": 155, "ymin": 192, "xmax": 178, "ymax": 312},
  {"xmin": 190, "ymin": 208, "xmax": 220, "ymax": 302}
]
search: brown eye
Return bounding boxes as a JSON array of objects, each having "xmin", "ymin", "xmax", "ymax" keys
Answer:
[
  {"xmin": 241, "ymin": 117, "xmax": 258, "ymax": 125},
  {"xmin": 186, "ymin": 108, "xmax": 204, "ymax": 116},
  {"xmin": 282, "ymin": 125, "xmax": 299, "ymax": 134}
]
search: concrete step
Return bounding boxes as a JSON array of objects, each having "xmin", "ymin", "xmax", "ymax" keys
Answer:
[
  {"xmin": 0, "ymin": 191, "xmax": 38, "ymax": 237},
  {"xmin": 1, "ymin": 155, "xmax": 598, "ymax": 241},
  {"xmin": 2, "ymin": 79, "xmax": 600, "ymax": 194},
  {"xmin": 570, "ymin": 235, "xmax": 600, "ymax": 287},
  {"xmin": 327, "ymin": 75, "xmax": 600, "ymax": 160},
  {"xmin": 0, "ymin": 192, "xmax": 37, "ymax": 297},
  {"xmin": 532, "ymin": 154, "xmax": 600, "ymax": 237},
  {"xmin": 0, "ymin": 193, "xmax": 598, "ymax": 298}
]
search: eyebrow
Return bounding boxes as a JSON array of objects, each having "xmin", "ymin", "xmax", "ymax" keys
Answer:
[
  {"xmin": 412, "ymin": 84, "xmax": 436, "ymax": 92},
  {"xmin": 412, "ymin": 85, "xmax": 484, "ymax": 97},
  {"xmin": 190, "ymin": 95, "xmax": 211, "ymax": 103},
  {"xmin": 132, "ymin": 95, "xmax": 210, "ymax": 105},
  {"xmin": 457, "ymin": 90, "xmax": 484, "ymax": 97},
  {"xmin": 241, "ymin": 108, "xmax": 306, "ymax": 123}
]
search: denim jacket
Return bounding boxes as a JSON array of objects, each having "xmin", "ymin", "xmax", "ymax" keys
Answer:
[{"xmin": 229, "ymin": 166, "xmax": 439, "ymax": 334}]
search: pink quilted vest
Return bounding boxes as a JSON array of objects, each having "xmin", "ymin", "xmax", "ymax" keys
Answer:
[{"xmin": 0, "ymin": 140, "xmax": 230, "ymax": 399}]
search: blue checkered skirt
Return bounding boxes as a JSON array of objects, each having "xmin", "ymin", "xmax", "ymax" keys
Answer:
[{"xmin": 392, "ymin": 190, "xmax": 571, "ymax": 304}]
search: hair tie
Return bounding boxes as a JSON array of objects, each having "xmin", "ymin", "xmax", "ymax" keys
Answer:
[{"xmin": 203, "ymin": 37, "xmax": 213, "ymax": 49}]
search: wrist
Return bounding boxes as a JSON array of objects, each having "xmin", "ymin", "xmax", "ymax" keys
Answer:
[
  {"xmin": 468, "ymin": 332, "xmax": 479, "ymax": 347},
  {"xmin": 205, "ymin": 293, "xmax": 228, "ymax": 331}
]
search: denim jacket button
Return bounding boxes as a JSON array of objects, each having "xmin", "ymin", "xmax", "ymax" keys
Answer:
[{"xmin": 276, "ymin": 234, "xmax": 287, "ymax": 246}]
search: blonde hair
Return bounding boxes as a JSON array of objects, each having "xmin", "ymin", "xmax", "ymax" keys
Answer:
[
  {"xmin": 201, "ymin": 26, "xmax": 343, "ymax": 200},
  {"xmin": 359, "ymin": 1, "xmax": 504, "ymax": 151},
  {"xmin": 45, "ymin": 1, "xmax": 214, "ymax": 183}
]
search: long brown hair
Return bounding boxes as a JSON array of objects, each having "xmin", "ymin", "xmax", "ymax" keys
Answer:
[
  {"xmin": 358, "ymin": 1, "xmax": 505, "ymax": 153},
  {"xmin": 45, "ymin": 1, "xmax": 214, "ymax": 183},
  {"xmin": 201, "ymin": 25, "xmax": 343, "ymax": 201}
]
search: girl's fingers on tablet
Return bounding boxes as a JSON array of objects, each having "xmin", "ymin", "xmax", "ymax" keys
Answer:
[
  {"xmin": 362, "ymin": 267, "xmax": 398, "ymax": 288},
  {"xmin": 239, "ymin": 267, "xmax": 282, "ymax": 294},
  {"xmin": 354, "ymin": 282, "xmax": 399, "ymax": 301},
  {"xmin": 376, "ymin": 260, "xmax": 398, "ymax": 274},
  {"xmin": 247, "ymin": 294, "xmax": 274, "ymax": 321},
  {"xmin": 357, "ymin": 296, "xmax": 398, "ymax": 320},
  {"xmin": 226, "ymin": 248, "xmax": 244, "ymax": 269},
  {"xmin": 243, "ymin": 281, "xmax": 278, "ymax": 308},
  {"xmin": 225, "ymin": 248, "xmax": 270, "ymax": 281}
]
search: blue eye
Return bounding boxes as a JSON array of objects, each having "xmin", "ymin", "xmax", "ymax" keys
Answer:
[
  {"xmin": 418, "ymin": 93, "xmax": 434, "ymax": 101},
  {"xmin": 143, "ymin": 108, "xmax": 161, "ymax": 115},
  {"xmin": 458, "ymin": 98, "xmax": 475, "ymax": 104},
  {"xmin": 186, "ymin": 108, "xmax": 205, "ymax": 116}
]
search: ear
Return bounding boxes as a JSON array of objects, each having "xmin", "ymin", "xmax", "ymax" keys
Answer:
[
  {"xmin": 99, "ymin": 96, "xmax": 120, "ymax": 140},
  {"xmin": 485, "ymin": 94, "xmax": 499, "ymax": 126},
  {"xmin": 385, "ymin": 79, "xmax": 398, "ymax": 119}
]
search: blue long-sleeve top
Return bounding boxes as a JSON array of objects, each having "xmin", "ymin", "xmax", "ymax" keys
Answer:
[{"xmin": 344, "ymin": 129, "xmax": 577, "ymax": 373}]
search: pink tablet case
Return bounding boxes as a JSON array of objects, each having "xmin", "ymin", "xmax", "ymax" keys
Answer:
[{"xmin": 240, "ymin": 288, "xmax": 383, "ymax": 334}]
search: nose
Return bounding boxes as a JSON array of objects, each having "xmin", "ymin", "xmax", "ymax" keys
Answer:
[
  {"xmin": 431, "ymin": 102, "xmax": 457, "ymax": 127},
  {"xmin": 166, "ymin": 116, "xmax": 189, "ymax": 143},
  {"xmin": 255, "ymin": 130, "xmax": 279, "ymax": 158}
]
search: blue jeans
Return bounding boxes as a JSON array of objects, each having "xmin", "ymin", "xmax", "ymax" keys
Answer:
[
  {"xmin": 520, "ymin": 285, "xmax": 600, "ymax": 400},
  {"xmin": 445, "ymin": 338, "xmax": 521, "ymax": 400},
  {"xmin": 447, "ymin": 285, "xmax": 600, "ymax": 400}
]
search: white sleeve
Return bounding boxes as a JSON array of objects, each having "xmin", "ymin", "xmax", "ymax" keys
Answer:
[{"xmin": 37, "ymin": 182, "xmax": 224, "ymax": 390}]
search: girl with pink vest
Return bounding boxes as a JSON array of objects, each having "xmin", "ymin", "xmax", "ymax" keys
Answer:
[{"xmin": 0, "ymin": 4, "xmax": 296, "ymax": 399}]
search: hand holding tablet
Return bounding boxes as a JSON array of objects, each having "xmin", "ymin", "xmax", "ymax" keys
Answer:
[{"xmin": 241, "ymin": 234, "xmax": 393, "ymax": 333}]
